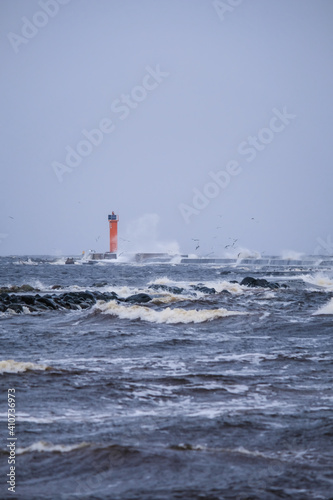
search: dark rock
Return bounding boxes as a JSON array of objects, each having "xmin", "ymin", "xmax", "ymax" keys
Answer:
[
  {"xmin": 148, "ymin": 284, "xmax": 184, "ymax": 295},
  {"xmin": 102, "ymin": 292, "xmax": 118, "ymax": 301},
  {"xmin": 0, "ymin": 289, "xmax": 140, "ymax": 314},
  {"xmin": 26, "ymin": 305, "xmax": 38, "ymax": 313},
  {"xmin": 82, "ymin": 291, "xmax": 98, "ymax": 300},
  {"xmin": 125, "ymin": 293, "xmax": 152, "ymax": 303},
  {"xmin": 61, "ymin": 294, "xmax": 77, "ymax": 304},
  {"xmin": 78, "ymin": 302, "xmax": 91, "ymax": 309},
  {"xmin": 36, "ymin": 296, "xmax": 58, "ymax": 310},
  {"xmin": 93, "ymin": 291, "xmax": 108, "ymax": 301},
  {"xmin": 240, "ymin": 277, "xmax": 281, "ymax": 289},
  {"xmin": 51, "ymin": 285, "xmax": 62, "ymax": 290},
  {"xmin": 92, "ymin": 282, "xmax": 108, "ymax": 287},
  {"xmin": 69, "ymin": 303, "xmax": 81, "ymax": 310},
  {"xmin": 7, "ymin": 303, "xmax": 24, "ymax": 313},
  {"xmin": 19, "ymin": 295, "xmax": 36, "ymax": 306},
  {"xmin": 65, "ymin": 258, "xmax": 75, "ymax": 264},
  {"xmin": 18, "ymin": 284, "xmax": 36, "ymax": 292},
  {"xmin": 0, "ymin": 284, "xmax": 38, "ymax": 293},
  {"xmin": 7, "ymin": 295, "xmax": 19, "ymax": 303},
  {"xmin": 56, "ymin": 300, "xmax": 72, "ymax": 309},
  {"xmin": 229, "ymin": 280, "xmax": 239, "ymax": 284}
]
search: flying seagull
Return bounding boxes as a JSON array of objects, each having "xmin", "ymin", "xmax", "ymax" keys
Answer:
[{"xmin": 225, "ymin": 238, "xmax": 238, "ymax": 249}]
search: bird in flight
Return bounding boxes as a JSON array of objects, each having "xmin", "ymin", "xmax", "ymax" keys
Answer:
[
  {"xmin": 191, "ymin": 238, "xmax": 200, "ymax": 250},
  {"xmin": 225, "ymin": 238, "xmax": 238, "ymax": 249}
]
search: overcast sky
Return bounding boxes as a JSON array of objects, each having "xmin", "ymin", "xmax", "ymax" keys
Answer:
[{"xmin": 1, "ymin": 0, "xmax": 332, "ymax": 257}]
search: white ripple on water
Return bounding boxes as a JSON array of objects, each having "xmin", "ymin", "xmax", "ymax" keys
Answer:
[{"xmin": 16, "ymin": 441, "xmax": 90, "ymax": 454}]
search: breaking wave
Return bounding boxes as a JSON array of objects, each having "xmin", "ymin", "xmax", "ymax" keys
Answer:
[
  {"xmin": 95, "ymin": 300, "xmax": 245, "ymax": 324},
  {"xmin": 0, "ymin": 360, "xmax": 51, "ymax": 374},
  {"xmin": 17, "ymin": 441, "xmax": 89, "ymax": 455},
  {"xmin": 281, "ymin": 250, "xmax": 304, "ymax": 260},
  {"xmin": 302, "ymin": 274, "xmax": 333, "ymax": 290},
  {"xmin": 313, "ymin": 298, "xmax": 333, "ymax": 315},
  {"xmin": 147, "ymin": 277, "xmax": 243, "ymax": 295},
  {"xmin": 13, "ymin": 258, "xmax": 39, "ymax": 266}
]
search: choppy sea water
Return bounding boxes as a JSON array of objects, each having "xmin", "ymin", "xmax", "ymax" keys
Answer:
[{"xmin": 0, "ymin": 255, "xmax": 333, "ymax": 500}]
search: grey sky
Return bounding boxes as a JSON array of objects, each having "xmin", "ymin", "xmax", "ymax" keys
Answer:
[{"xmin": 1, "ymin": 0, "xmax": 332, "ymax": 256}]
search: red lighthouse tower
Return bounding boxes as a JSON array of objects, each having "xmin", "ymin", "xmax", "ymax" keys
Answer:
[{"xmin": 108, "ymin": 212, "xmax": 119, "ymax": 253}]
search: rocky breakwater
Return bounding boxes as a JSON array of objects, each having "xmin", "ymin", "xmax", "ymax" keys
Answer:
[{"xmin": 0, "ymin": 285, "xmax": 152, "ymax": 314}]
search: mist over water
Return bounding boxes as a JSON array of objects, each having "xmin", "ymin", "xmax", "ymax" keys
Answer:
[{"xmin": 120, "ymin": 213, "xmax": 180, "ymax": 255}]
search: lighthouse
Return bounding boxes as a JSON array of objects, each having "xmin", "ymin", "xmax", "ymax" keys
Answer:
[{"xmin": 108, "ymin": 212, "xmax": 119, "ymax": 253}]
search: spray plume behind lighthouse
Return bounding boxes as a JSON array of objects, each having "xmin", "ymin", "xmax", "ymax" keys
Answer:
[{"xmin": 87, "ymin": 213, "xmax": 187, "ymax": 262}]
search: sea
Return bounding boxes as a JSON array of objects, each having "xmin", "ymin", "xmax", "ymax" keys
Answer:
[{"xmin": 0, "ymin": 254, "xmax": 333, "ymax": 500}]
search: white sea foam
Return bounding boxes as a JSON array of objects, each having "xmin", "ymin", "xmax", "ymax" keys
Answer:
[
  {"xmin": 204, "ymin": 280, "xmax": 243, "ymax": 295},
  {"xmin": 225, "ymin": 248, "xmax": 261, "ymax": 259},
  {"xmin": 281, "ymin": 250, "xmax": 304, "ymax": 260},
  {"xmin": 95, "ymin": 300, "xmax": 245, "ymax": 324},
  {"xmin": 49, "ymin": 258, "xmax": 67, "ymax": 265},
  {"xmin": 313, "ymin": 298, "xmax": 333, "ymax": 315},
  {"xmin": 13, "ymin": 258, "xmax": 38, "ymax": 266},
  {"xmin": 302, "ymin": 273, "xmax": 333, "ymax": 290},
  {"xmin": 17, "ymin": 441, "xmax": 89, "ymax": 454},
  {"xmin": 151, "ymin": 295, "xmax": 187, "ymax": 305},
  {"xmin": 0, "ymin": 360, "xmax": 50, "ymax": 374},
  {"xmin": 148, "ymin": 276, "xmax": 174, "ymax": 286},
  {"xmin": 148, "ymin": 277, "xmax": 243, "ymax": 296}
]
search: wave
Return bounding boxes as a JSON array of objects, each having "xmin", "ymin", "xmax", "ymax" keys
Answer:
[
  {"xmin": 17, "ymin": 441, "xmax": 89, "ymax": 455},
  {"xmin": 205, "ymin": 280, "xmax": 243, "ymax": 295},
  {"xmin": 95, "ymin": 300, "xmax": 246, "ymax": 324},
  {"xmin": 301, "ymin": 273, "xmax": 333, "ymax": 291},
  {"xmin": 13, "ymin": 258, "xmax": 38, "ymax": 266},
  {"xmin": 0, "ymin": 359, "xmax": 51, "ymax": 374},
  {"xmin": 281, "ymin": 250, "xmax": 304, "ymax": 260},
  {"xmin": 170, "ymin": 443, "xmax": 271, "ymax": 459},
  {"xmin": 224, "ymin": 248, "xmax": 261, "ymax": 259},
  {"xmin": 313, "ymin": 298, "xmax": 333, "ymax": 315},
  {"xmin": 148, "ymin": 277, "xmax": 243, "ymax": 296}
]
